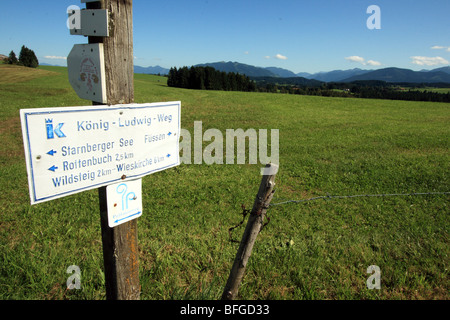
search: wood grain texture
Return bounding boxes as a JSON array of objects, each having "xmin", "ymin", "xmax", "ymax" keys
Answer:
[
  {"xmin": 88, "ymin": 0, "xmax": 139, "ymax": 300},
  {"xmin": 222, "ymin": 164, "xmax": 278, "ymax": 300}
]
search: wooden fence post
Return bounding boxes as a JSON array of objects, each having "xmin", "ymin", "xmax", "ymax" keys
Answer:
[
  {"xmin": 87, "ymin": 0, "xmax": 139, "ymax": 300},
  {"xmin": 221, "ymin": 163, "xmax": 278, "ymax": 300}
]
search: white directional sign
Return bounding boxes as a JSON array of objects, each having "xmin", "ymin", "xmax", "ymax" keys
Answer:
[
  {"xmin": 106, "ymin": 179, "xmax": 142, "ymax": 228},
  {"xmin": 20, "ymin": 102, "xmax": 181, "ymax": 204}
]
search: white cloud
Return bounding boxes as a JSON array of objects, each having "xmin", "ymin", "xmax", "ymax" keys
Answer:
[
  {"xmin": 345, "ymin": 56, "xmax": 381, "ymax": 66},
  {"xmin": 264, "ymin": 54, "xmax": 288, "ymax": 60},
  {"xmin": 345, "ymin": 55, "xmax": 365, "ymax": 64},
  {"xmin": 431, "ymin": 45, "xmax": 450, "ymax": 52},
  {"xmin": 44, "ymin": 56, "xmax": 67, "ymax": 60},
  {"xmin": 274, "ymin": 53, "xmax": 288, "ymax": 60},
  {"xmin": 410, "ymin": 56, "xmax": 449, "ymax": 66},
  {"xmin": 366, "ymin": 60, "xmax": 382, "ymax": 66},
  {"xmin": 244, "ymin": 51, "xmax": 249, "ymax": 55}
]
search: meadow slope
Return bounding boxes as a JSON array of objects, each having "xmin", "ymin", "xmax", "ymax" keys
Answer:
[{"xmin": 0, "ymin": 65, "xmax": 448, "ymax": 300}]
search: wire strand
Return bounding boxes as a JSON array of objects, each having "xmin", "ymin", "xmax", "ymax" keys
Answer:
[{"xmin": 269, "ymin": 191, "xmax": 450, "ymax": 207}]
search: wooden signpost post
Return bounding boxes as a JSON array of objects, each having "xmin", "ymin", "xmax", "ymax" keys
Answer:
[{"xmin": 85, "ymin": 0, "xmax": 139, "ymax": 301}]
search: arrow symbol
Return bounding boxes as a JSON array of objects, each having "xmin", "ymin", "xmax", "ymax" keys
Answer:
[
  {"xmin": 47, "ymin": 150, "xmax": 57, "ymax": 156},
  {"xmin": 114, "ymin": 211, "xmax": 141, "ymax": 224},
  {"xmin": 48, "ymin": 165, "xmax": 58, "ymax": 172}
]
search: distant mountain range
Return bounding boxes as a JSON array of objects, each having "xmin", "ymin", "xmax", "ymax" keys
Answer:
[
  {"xmin": 341, "ymin": 67, "xmax": 450, "ymax": 83},
  {"xmin": 189, "ymin": 62, "xmax": 450, "ymax": 83},
  {"xmin": 134, "ymin": 65, "xmax": 170, "ymax": 75},
  {"xmin": 302, "ymin": 68, "xmax": 372, "ymax": 82},
  {"xmin": 101, "ymin": 60, "xmax": 450, "ymax": 83},
  {"xmin": 195, "ymin": 61, "xmax": 278, "ymax": 77}
]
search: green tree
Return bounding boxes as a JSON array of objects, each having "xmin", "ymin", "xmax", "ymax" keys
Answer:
[
  {"xmin": 19, "ymin": 45, "xmax": 39, "ymax": 68},
  {"xmin": 167, "ymin": 67, "xmax": 177, "ymax": 87},
  {"xmin": 7, "ymin": 50, "xmax": 18, "ymax": 65},
  {"xmin": 178, "ymin": 67, "xmax": 189, "ymax": 88}
]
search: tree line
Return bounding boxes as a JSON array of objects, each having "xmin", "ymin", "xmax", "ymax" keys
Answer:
[
  {"xmin": 274, "ymin": 81, "xmax": 450, "ymax": 103},
  {"xmin": 3, "ymin": 45, "xmax": 39, "ymax": 68},
  {"xmin": 167, "ymin": 66, "xmax": 256, "ymax": 92},
  {"xmin": 167, "ymin": 66, "xmax": 450, "ymax": 103}
]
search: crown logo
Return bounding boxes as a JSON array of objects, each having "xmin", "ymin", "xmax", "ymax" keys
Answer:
[{"xmin": 45, "ymin": 119, "xmax": 53, "ymax": 124}]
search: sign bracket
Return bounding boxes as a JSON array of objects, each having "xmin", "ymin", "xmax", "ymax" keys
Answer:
[{"xmin": 69, "ymin": 9, "xmax": 109, "ymax": 37}]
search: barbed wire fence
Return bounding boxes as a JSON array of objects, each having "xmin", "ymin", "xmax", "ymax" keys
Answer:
[
  {"xmin": 269, "ymin": 191, "xmax": 450, "ymax": 207},
  {"xmin": 229, "ymin": 190, "xmax": 450, "ymax": 242},
  {"xmin": 223, "ymin": 164, "xmax": 448, "ymax": 300}
]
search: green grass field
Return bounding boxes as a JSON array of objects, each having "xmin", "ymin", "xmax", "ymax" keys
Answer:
[{"xmin": 0, "ymin": 65, "xmax": 449, "ymax": 300}]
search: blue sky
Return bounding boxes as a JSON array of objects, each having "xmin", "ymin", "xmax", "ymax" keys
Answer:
[{"xmin": 1, "ymin": 0, "xmax": 449, "ymax": 73}]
